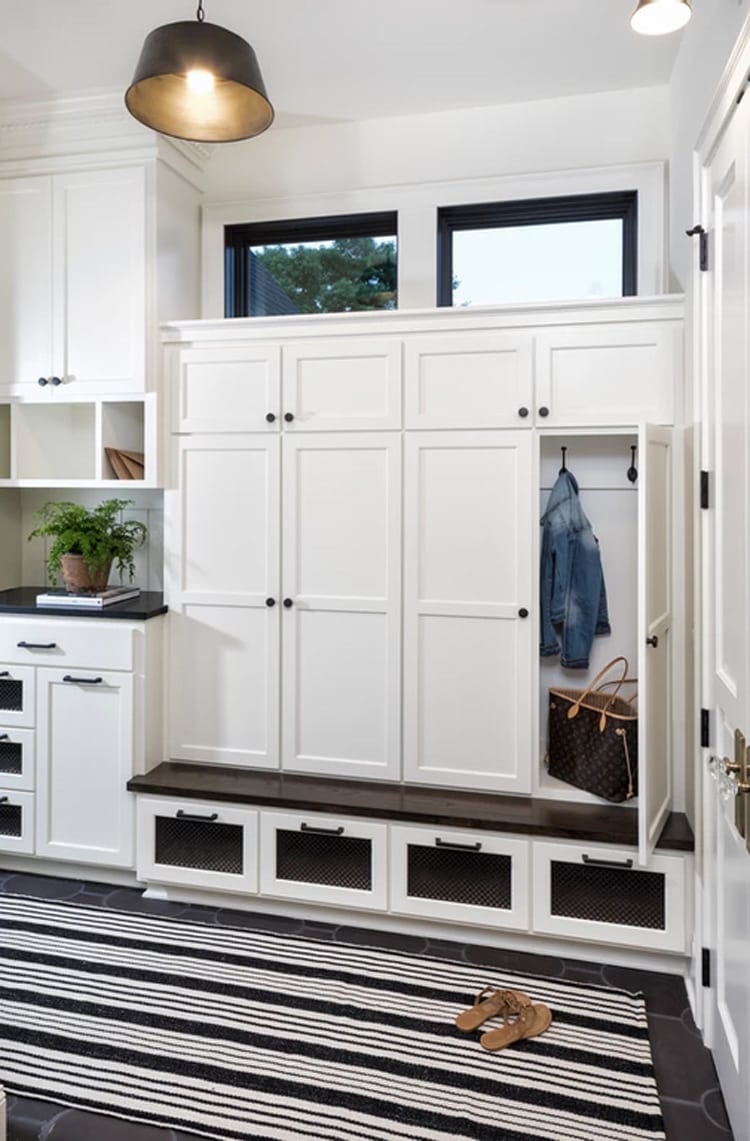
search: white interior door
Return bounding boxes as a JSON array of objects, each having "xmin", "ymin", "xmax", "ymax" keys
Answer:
[
  {"xmin": 702, "ymin": 88, "xmax": 750, "ymax": 1141},
  {"xmin": 638, "ymin": 424, "xmax": 672, "ymax": 863},
  {"xmin": 403, "ymin": 430, "xmax": 533, "ymax": 792},
  {"xmin": 281, "ymin": 432, "xmax": 401, "ymax": 779}
]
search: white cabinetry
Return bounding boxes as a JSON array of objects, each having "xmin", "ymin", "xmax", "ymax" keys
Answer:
[
  {"xmin": 0, "ymin": 167, "xmax": 146, "ymax": 396},
  {"xmin": 0, "ymin": 614, "xmax": 163, "ymax": 868}
]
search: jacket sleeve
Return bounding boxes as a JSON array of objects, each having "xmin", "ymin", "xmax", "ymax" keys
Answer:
[{"xmin": 540, "ymin": 522, "xmax": 571, "ymax": 657}]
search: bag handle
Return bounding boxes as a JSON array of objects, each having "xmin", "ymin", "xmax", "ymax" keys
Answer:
[
  {"xmin": 598, "ymin": 678, "xmax": 638, "ymax": 705},
  {"xmin": 566, "ymin": 656, "xmax": 629, "ymax": 725}
]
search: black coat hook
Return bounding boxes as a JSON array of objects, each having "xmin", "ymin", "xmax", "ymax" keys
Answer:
[
  {"xmin": 627, "ymin": 445, "xmax": 638, "ymax": 484},
  {"xmin": 559, "ymin": 446, "xmax": 568, "ymax": 473}
]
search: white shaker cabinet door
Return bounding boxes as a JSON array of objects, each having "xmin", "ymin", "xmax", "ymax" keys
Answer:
[
  {"xmin": 170, "ymin": 344, "xmax": 281, "ymax": 434},
  {"xmin": 0, "ymin": 177, "xmax": 53, "ymax": 392},
  {"xmin": 167, "ymin": 433, "xmax": 281, "ymax": 768},
  {"xmin": 281, "ymin": 432, "xmax": 402, "ymax": 779},
  {"xmin": 403, "ymin": 431, "xmax": 534, "ymax": 792},
  {"xmin": 35, "ymin": 667, "xmax": 135, "ymax": 867}
]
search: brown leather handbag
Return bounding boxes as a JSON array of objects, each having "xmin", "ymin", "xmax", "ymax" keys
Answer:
[{"xmin": 546, "ymin": 656, "xmax": 638, "ymax": 802}]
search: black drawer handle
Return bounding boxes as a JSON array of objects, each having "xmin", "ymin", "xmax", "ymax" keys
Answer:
[
  {"xmin": 62, "ymin": 675, "xmax": 103, "ymax": 685},
  {"xmin": 176, "ymin": 809, "xmax": 219, "ymax": 822},
  {"xmin": 538, "ymin": 405, "xmax": 550, "ymax": 418},
  {"xmin": 300, "ymin": 823, "xmax": 344, "ymax": 836},
  {"xmin": 265, "ymin": 412, "xmax": 277, "ymax": 423},
  {"xmin": 582, "ymin": 854, "xmax": 633, "ymax": 869},
  {"xmin": 0, "ymin": 796, "xmax": 8, "ymax": 805},
  {"xmin": 284, "ymin": 411, "xmax": 295, "ymax": 422},
  {"xmin": 17, "ymin": 641, "xmax": 57, "ymax": 650},
  {"xmin": 283, "ymin": 598, "xmax": 294, "ymax": 608},
  {"xmin": 435, "ymin": 838, "xmax": 482, "ymax": 852},
  {"xmin": 265, "ymin": 597, "xmax": 276, "ymax": 607},
  {"xmin": 517, "ymin": 406, "xmax": 529, "ymax": 418},
  {"xmin": 0, "ymin": 734, "xmax": 8, "ymax": 741},
  {"xmin": 0, "ymin": 671, "xmax": 10, "ymax": 678}
]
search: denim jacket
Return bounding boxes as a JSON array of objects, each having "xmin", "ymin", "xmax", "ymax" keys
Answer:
[{"xmin": 540, "ymin": 469, "xmax": 610, "ymax": 669}]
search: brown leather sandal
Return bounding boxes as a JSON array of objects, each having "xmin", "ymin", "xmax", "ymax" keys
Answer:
[
  {"xmin": 454, "ymin": 987, "xmax": 531, "ymax": 1032},
  {"xmin": 479, "ymin": 1000, "xmax": 553, "ymax": 1051}
]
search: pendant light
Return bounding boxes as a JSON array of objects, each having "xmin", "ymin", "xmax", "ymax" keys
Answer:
[
  {"xmin": 630, "ymin": 0, "xmax": 692, "ymax": 35},
  {"xmin": 125, "ymin": 1, "xmax": 274, "ymax": 143}
]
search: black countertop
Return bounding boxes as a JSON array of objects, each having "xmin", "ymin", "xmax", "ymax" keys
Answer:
[
  {"xmin": 127, "ymin": 761, "xmax": 695, "ymax": 851},
  {"xmin": 0, "ymin": 588, "xmax": 167, "ymax": 621}
]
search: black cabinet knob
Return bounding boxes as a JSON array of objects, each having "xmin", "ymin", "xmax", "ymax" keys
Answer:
[
  {"xmin": 518, "ymin": 406, "xmax": 529, "ymax": 418},
  {"xmin": 538, "ymin": 406, "xmax": 550, "ymax": 417},
  {"xmin": 265, "ymin": 597, "xmax": 276, "ymax": 607},
  {"xmin": 284, "ymin": 412, "xmax": 295, "ymax": 422},
  {"xmin": 646, "ymin": 635, "xmax": 659, "ymax": 648},
  {"xmin": 51, "ymin": 376, "xmax": 62, "ymax": 386},
  {"xmin": 518, "ymin": 607, "xmax": 529, "ymax": 618},
  {"xmin": 38, "ymin": 377, "xmax": 48, "ymax": 386},
  {"xmin": 283, "ymin": 597, "xmax": 294, "ymax": 608},
  {"xmin": 265, "ymin": 412, "xmax": 276, "ymax": 423}
]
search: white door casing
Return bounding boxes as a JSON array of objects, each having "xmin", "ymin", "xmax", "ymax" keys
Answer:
[{"xmin": 403, "ymin": 430, "xmax": 534, "ymax": 792}]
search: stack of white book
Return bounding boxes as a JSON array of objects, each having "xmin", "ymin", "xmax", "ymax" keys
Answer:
[{"xmin": 36, "ymin": 586, "xmax": 141, "ymax": 609}]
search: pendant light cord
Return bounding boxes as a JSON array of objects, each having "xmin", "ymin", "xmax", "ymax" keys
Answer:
[{"xmin": 196, "ymin": 1, "xmax": 205, "ymax": 22}]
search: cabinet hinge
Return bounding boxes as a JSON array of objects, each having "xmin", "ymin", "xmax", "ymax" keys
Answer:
[
  {"xmin": 701, "ymin": 708, "xmax": 710, "ymax": 749},
  {"xmin": 702, "ymin": 947, "xmax": 712, "ymax": 988},
  {"xmin": 700, "ymin": 470, "xmax": 710, "ymax": 509},
  {"xmin": 686, "ymin": 225, "xmax": 709, "ymax": 271}
]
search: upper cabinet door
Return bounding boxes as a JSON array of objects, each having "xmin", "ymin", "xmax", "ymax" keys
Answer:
[
  {"xmin": 0, "ymin": 177, "xmax": 53, "ymax": 390},
  {"xmin": 55, "ymin": 167, "xmax": 146, "ymax": 394},
  {"xmin": 638, "ymin": 424, "xmax": 673, "ymax": 864},
  {"xmin": 171, "ymin": 345, "xmax": 282, "ymax": 433},
  {"xmin": 404, "ymin": 333, "xmax": 534, "ymax": 428},
  {"xmin": 282, "ymin": 338, "xmax": 402, "ymax": 429},
  {"xmin": 535, "ymin": 321, "xmax": 679, "ymax": 427},
  {"xmin": 403, "ymin": 430, "xmax": 534, "ymax": 793}
]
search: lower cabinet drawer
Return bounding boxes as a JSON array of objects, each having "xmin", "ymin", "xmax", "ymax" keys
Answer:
[
  {"xmin": 532, "ymin": 841, "xmax": 689, "ymax": 953},
  {"xmin": 260, "ymin": 810, "xmax": 388, "ymax": 910},
  {"xmin": 136, "ymin": 796, "xmax": 259, "ymax": 893},
  {"xmin": 0, "ymin": 666, "xmax": 35, "ymax": 728},
  {"xmin": 390, "ymin": 825, "xmax": 530, "ymax": 930},
  {"xmin": 0, "ymin": 789, "xmax": 34, "ymax": 854},
  {"xmin": 0, "ymin": 727, "xmax": 35, "ymax": 791}
]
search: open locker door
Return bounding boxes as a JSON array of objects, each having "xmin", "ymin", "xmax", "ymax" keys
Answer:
[{"xmin": 637, "ymin": 424, "xmax": 673, "ymax": 864}]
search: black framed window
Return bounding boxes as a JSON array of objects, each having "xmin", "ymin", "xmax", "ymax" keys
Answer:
[
  {"xmin": 225, "ymin": 211, "xmax": 398, "ymax": 317},
  {"xmin": 437, "ymin": 191, "xmax": 638, "ymax": 308}
]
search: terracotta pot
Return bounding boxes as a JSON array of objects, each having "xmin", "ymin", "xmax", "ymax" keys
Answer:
[{"xmin": 59, "ymin": 554, "xmax": 112, "ymax": 594}]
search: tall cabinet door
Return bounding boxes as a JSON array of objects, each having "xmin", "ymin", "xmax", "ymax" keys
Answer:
[
  {"xmin": 167, "ymin": 433, "xmax": 280, "ymax": 767},
  {"xmin": 403, "ymin": 431, "xmax": 534, "ymax": 792},
  {"xmin": 281, "ymin": 433, "xmax": 401, "ymax": 779},
  {"xmin": 638, "ymin": 424, "xmax": 673, "ymax": 863},
  {"xmin": 0, "ymin": 176, "xmax": 53, "ymax": 390}
]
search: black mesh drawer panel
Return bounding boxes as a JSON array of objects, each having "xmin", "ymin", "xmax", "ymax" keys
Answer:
[
  {"xmin": 276, "ymin": 829, "xmax": 372, "ymax": 890},
  {"xmin": 407, "ymin": 844, "xmax": 512, "ymax": 909},
  {"xmin": 550, "ymin": 860, "xmax": 666, "ymax": 930},
  {"xmin": 0, "ymin": 739, "xmax": 22, "ymax": 776},
  {"xmin": 0, "ymin": 678, "xmax": 23, "ymax": 713},
  {"xmin": 0, "ymin": 801, "xmax": 22, "ymax": 837},
  {"xmin": 154, "ymin": 815, "xmax": 244, "ymax": 875}
]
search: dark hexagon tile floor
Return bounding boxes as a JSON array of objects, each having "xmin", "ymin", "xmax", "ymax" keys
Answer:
[{"xmin": 0, "ymin": 868, "xmax": 735, "ymax": 1141}]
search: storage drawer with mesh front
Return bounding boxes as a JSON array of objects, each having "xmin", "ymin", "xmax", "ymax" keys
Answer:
[
  {"xmin": 0, "ymin": 728, "xmax": 34, "ymax": 791},
  {"xmin": 260, "ymin": 810, "xmax": 388, "ymax": 909},
  {"xmin": 0, "ymin": 666, "xmax": 35, "ymax": 728},
  {"xmin": 136, "ymin": 796, "xmax": 259, "ymax": 893},
  {"xmin": 390, "ymin": 826, "xmax": 530, "ymax": 929},
  {"xmin": 532, "ymin": 841, "xmax": 689, "ymax": 953},
  {"xmin": 0, "ymin": 790, "xmax": 34, "ymax": 854}
]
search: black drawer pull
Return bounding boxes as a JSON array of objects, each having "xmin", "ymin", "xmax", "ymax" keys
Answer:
[
  {"xmin": 582, "ymin": 854, "xmax": 633, "ymax": 869},
  {"xmin": 38, "ymin": 376, "xmax": 48, "ymax": 387},
  {"xmin": 517, "ymin": 406, "xmax": 529, "ymax": 418},
  {"xmin": 265, "ymin": 597, "xmax": 276, "ymax": 607},
  {"xmin": 62, "ymin": 675, "xmax": 103, "ymax": 685},
  {"xmin": 176, "ymin": 809, "xmax": 219, "ymax": 822},
  {"xmin": 0, "ymin": 671, "xmax": 9, "ymax": 678},
  {"xmin": 538, "ymin": 405, "xmax": 550, "ymax": 418},
  {"xmin": 284, "ymin": 411, "xmax": 295, "ymax": 422},
  {"xmin": 435, "ymin": 838, "xmax": 482, "ymax": 852},
  {"xmin": 283, "ymin": 598, "xmax": 294, "ymax": 608},
  {"xmin": 265, "ymin": 412, "xmax": 277, "ymax": 423},
  {"xmin": 0, "ymin": 796, "xmax": 8, "ymax": 805},
  {"xmin": 300, "ymin": 823, "xmax": 344, "ymax": 836},
  {"xmin": 17, "ymin": 641, "xmax": 57, "ymax": 650},
  {"xmin": 51, "ymin": 376, "xmax": 62, "ymax": 386},
  {"xmin": 0, "ymin": 734, "xmax": 8, "ymax": 741}
]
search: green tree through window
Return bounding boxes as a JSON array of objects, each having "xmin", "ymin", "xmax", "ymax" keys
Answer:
[{"xmin": 254, "ymin": 237, "xmax": 397, "ymax": 314}]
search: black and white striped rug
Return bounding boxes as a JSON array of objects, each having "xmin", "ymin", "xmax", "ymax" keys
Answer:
[{"xmin": 0, "ymin": 893, "xmax": 665, "ymax": 1141}]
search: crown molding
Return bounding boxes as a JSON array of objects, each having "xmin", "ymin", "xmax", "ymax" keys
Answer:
[{"xmin": 0, "ymin": 90, "xmax": 212, "ymax": 177}]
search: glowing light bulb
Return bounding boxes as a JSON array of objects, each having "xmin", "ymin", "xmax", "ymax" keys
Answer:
[
  {"xmin": 631, "ymin": 0, "xmax": 691, "ymax": 36},
  {"xmin": 186, "ymin": 69, "xmax": 215, "ymax": 95}
]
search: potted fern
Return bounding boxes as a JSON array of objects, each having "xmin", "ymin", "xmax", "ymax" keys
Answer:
[{"xmin": 28, "ymin": 498, "xmax": 148, "ymax": 592}]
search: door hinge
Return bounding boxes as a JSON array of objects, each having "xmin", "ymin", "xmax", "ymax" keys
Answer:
[
  {"xmin": 702, "ymin": 947, "xmax": 712, "ymax": 988},
  {"xmin": 686, "ymin": 224, "xmax": 709, "ymax": 271},
  {"xmin": 700, "ymin": 470, "xmax": 710, "ymax": 509},
  {"xmin": 701, "ymin": 708, "xmax": 710, "ymax": 748}
]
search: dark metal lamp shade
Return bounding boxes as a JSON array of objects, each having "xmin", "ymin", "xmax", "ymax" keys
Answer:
[{"xmin": 125, "ymin": 20, "xmax": 274, "ymax": 143}]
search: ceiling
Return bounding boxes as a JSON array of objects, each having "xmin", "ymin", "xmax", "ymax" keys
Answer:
[{"xmin": 0, "ymin": 0, "xmax": 683, "ymax": 128}]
